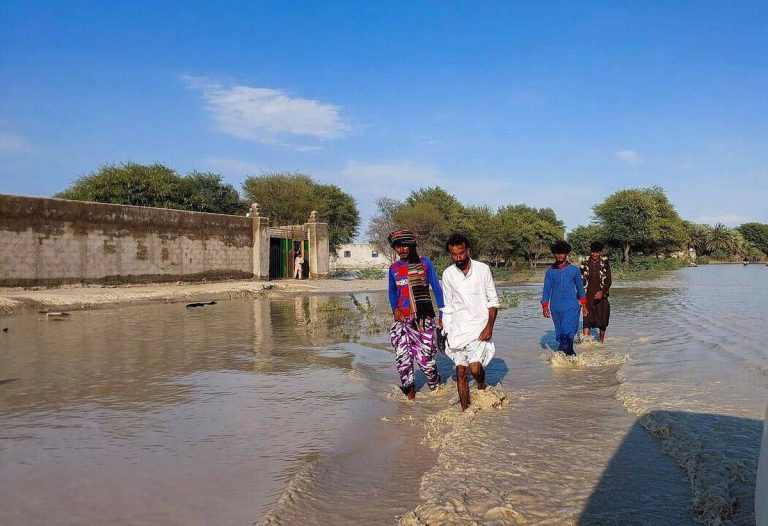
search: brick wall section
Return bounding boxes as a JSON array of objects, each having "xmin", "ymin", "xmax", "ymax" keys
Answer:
[{"xmin": 0, "ymin": 194, "xmax": 253, "ymax": 286}]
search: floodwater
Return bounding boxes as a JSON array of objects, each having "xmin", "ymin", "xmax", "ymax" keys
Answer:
[{"xmin": 1, "ymin": 265, "xmax": 766, "ymax": 525}]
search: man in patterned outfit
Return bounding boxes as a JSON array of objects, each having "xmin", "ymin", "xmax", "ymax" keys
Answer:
[
  {"xmin": 387, "ymin": 229, "xmax": 445, "ymax": 400},
  {"xmin": 580, "ymin": 241, "xmax": 612, "ymax": 343}
]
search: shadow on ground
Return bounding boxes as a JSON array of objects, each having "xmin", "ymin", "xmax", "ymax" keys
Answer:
[{"xmin": 578, "ymin": 411, "xmax": 762, "ymax": 525}]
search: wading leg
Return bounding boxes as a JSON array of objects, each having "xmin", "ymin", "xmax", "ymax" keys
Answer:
[
  {"xmin": 456, "ymin": 365, "xmax": 470, "ymax": 411},
  {"xmin": 417, "ymin": 319, "xmax": 441, "ymax": 390},
  {"xmin": 469, "ymin": 361, "xmax": 486, "ymax": 390},
  {"xmin": 394, "ymin": 338, "xmax": 416, "ymax": 399},
  {"xmin": 599, "ymin": 329, "xmax": 606, "ymax": 344}
]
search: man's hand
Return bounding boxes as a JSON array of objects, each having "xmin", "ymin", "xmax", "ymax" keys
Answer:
[
  {"xmin": 437, "ymin": 317, "xmax": 443, "ymax": 329},
  {"xmin": 393, "ymin": 309, "xmax": 404, "ymax": 322},
  {"xmin": 582, "ymin": 304, "xmax": 589, "ymax": 317},
  {"xmin": 594, "ymin": 291, "xmax": 604, "ymax": 300},
  {"xmin": 479, "ymin": 324, "xmax": 493, "ymax": 341},
  {"xmin": 542, "ymin": 306, "xmax": 551, "ymax": 318}
]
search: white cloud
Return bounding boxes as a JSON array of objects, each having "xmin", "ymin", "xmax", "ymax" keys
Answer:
[
  {"xmin": 615, "ymin": 149, "xmax": 641, "ymax": 165},
  {"xmin": 183, "ymin": 75, "xmax": 349, "ymax": 145},
  {"xmin": 696, "ymin": 214, "xmax": 753, "ymax": 227},
  {"xmin": 0, "ymin": 131, "xmax": 29, "ymax": 153}
]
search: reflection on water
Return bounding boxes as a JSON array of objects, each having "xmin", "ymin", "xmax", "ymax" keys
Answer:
[
  {"xmin": 0, "ymin": 295, "xmax": 393, "ymax": 526},
  {"xmin": 1, "ymin": 266, "xmax": 767, "ymax": 525}
]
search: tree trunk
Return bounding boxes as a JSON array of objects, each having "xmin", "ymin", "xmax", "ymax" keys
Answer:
[{"xmin": 623, "ymin": 242, "xmax": 630, "ymax": 263}]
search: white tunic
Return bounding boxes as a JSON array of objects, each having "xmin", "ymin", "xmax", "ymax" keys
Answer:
[{"xmin": 441, "ymin": 259, "xmax": 500, "ymax": 351}]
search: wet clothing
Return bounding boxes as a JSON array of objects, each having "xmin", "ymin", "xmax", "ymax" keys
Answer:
[
  {"xmin": 444, "ymin": 339, "xmax": 495, "ymax": 367},
  {"xmin": 441, "ymin": 259, "xmax": 499, "ymax": 366},
  {"xmin": 580, "ymin": 257, "xmax": 612, "ymax": 329},
  {"xmin": 388, "ymin": 257, "xmax": 443, "ymax": 392},
  {"xmin": 542, "ymin": 262, "xmax": 586, "ymax": 356},
  {"xmin": 390, "ymin": 317, "xmax": 440, "ymax": 392}
]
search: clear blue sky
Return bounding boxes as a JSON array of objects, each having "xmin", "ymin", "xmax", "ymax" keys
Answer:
[{"xmin": 2, "ymin": 1, "xmax": 766, "ymax": 232}]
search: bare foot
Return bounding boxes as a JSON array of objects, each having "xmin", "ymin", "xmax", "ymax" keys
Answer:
[
  {"xmin": 406, "ymin": 387, "xmax": 416, "ymax": 400},
  {"xmin": 477, "ymin": 383, "xmax": 488, "ymax": 390}
]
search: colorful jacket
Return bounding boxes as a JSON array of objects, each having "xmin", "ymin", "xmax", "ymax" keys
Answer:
[
  {"xmin": 579, "ymin": 257, "xmax": 612, "ymax": 297},
  {"xmin": 388, "ymin": 257, "xmax": 444, "ymax": 318}
]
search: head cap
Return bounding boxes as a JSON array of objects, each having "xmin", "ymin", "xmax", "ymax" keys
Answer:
[{"xmin": 387, "ymin": 229, "xmax": 417, "ymax": 248}]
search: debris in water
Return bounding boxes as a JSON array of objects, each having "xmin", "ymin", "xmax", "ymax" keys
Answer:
[
  {"xmin": 44, "ymin": 311, "xmax": 71, "ymax": 320},
  {"xmin": 186, "ymin": 301, "xmax": 217, "ymax": 308}
]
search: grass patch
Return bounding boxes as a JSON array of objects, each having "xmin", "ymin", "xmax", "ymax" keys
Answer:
[
  {"xmin": 610, "ymin": 256, "xmax": 685, "ymax": 280},
  {"xmin": 498, "ymin": 291, "xmax": 522, "ymax": 309},
  {"xmin": 309, "ymin": 294, "xmax": 388, "ymax": 341}
]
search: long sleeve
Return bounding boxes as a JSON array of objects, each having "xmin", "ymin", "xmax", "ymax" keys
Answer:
[
  {"xmin": 388, "ymin": 267, "xmax": 398, "ymax": 311},
  {"xmin": 424, "ymin": 258, "xmax": 445, "ymax": 314},
  {"xmin": 604, "ymin": 260, "xmax": 612, "ymax": 294},
  {"xmin": 441, "ymin": 270, "xmax": 455, "ymax": 310},
  {"xmin": 541, "ymin": 269, "xmax": 553, "ymax": 306},
  {"xmin": 574, "ymin": 267, "xmax": 587, "ymax": 303},
  {"xmin": 483, "ymin": 265, "xmax": 500, "ymax": 309}
]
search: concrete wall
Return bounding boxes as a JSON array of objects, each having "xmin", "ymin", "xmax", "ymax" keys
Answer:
[
  {"xmin": 0, "ymin": 194, "xmax": 253, "ymax": 286},
  {"xmin": 331, "ymin": 243, "xmax": 390, "ymax": 269}
]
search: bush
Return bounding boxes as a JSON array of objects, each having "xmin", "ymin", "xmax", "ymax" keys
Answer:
[{"xmin": 609, "ymin": 256, "xmax": 685, "ymax": 280}]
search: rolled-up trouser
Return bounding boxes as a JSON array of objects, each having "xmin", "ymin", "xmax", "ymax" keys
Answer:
[
  {"xmin": 390, "ymin": 317, "xmax": 440, "ymax": 392},
  {"xmin": 552, "ymin": 305, "xmax": 580, "ymax": 356}
]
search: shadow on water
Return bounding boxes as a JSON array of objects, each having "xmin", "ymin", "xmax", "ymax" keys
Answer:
[
  {"xmin": 578, "ymin": 411, "xmax": 762, "ymax": 526},
  {"xmin": 409, "ymin": 354, "xmax": 509, "ymax": 391},
  {"xmin": 540, "ymin": 329, "xmax": 558, "ymax": 351}
]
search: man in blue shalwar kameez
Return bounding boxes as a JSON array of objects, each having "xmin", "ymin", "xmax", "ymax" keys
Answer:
[{"xmin": 541, "ymin": 241, "xmax": 588, "ymax": 356}]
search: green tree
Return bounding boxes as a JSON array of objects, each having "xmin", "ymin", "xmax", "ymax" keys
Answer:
[
  {"xmin": 642, "ymin": 186, "xmax": 687, "ymax": 255},
  {"xmin": 683, "ymin": 222, "xmax": 711, "ymax": 257},
  {"xmin": 312, "ymin": 184, "xmax": 361, "ymax": 252},
  {"xmin": 242, "ymin": 171, "xmax": 360, "ymax": 251},
  {"xmin": 450, "ymin": 204, "xmax": 496, "ymax": 259},
  {"xmin": 178, "ymin": 171, "xmax": 248, "ymax": 214},
  {"xmin": 706, "ymin": 223, "xmax": 738, "ymax": 254},
  {"xmin": 593, "ymin": 186, "xmax": 685, "ymax": 262},
  {"xmin": 242, "ymin": 172, "xmax": 316, "ymax": 225},
  {"xmin": 366, "ymin": 197, "xmax": 402, "ymax": 263},
  {"xmin": 394, "ymin": 202, "xmax": 448, "ymax": 259},
  {"xmin": 56, "ymin": 162, "xmax": 181, "ymax": 208},
  {"xmin": 737, "ymin": 222, "xmax": 768, "ymax": 256},
  {"xmin": 495, "ymin": 204, "xmax": 565, "ymax": 268},
  {"xmin": 404, "ymin": 186, "xmax": 464, "ymax": 225},
  {"xmin": 567, "ymin": 224, "xmax": 606, "ymax": 257},
  {"xmin": 55, "ymin": 162, "xmax": 247, "ymax": 214}
]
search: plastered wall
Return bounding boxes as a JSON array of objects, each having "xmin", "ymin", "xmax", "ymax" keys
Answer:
[{"xmin": 0, "ymin": 194, "xmax": 253, "ymax": 286}]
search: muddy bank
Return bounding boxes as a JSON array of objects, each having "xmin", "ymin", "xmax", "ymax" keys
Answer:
[{"xmin": 0, "ymin": 279, "xmax": 388, "ymax": 316}]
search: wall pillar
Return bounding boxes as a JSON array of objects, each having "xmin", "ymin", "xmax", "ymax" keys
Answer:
[
  {"xmin": 251, "ymin": 203, "xmax": 270, "ymax": 281},
  {"xmin": 305, "ymin": 210, "xmax": 329, "ymax": 279}
]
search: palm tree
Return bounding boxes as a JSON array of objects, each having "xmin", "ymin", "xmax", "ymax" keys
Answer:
[
  {"xmin": 685, "ymin": 222, "xmax": 711, "ymax": 256},
  {"xmin": 706, "ymin": 223, "xmax": 738, "ymax": 254}
]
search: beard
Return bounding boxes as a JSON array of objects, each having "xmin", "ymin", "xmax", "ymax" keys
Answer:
[{"xmin": 455, "ymin": 257, "xmax": 470, "ymax": 270}]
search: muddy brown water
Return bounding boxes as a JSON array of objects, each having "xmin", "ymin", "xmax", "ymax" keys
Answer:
[{"xmin": 1, "ymin": 265, "xmax": 766, "ymax": 525}]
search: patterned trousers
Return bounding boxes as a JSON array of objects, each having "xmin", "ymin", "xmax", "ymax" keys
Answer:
[{"xmin": 390, "ymin": 317, "xmax": 440, "ymax": 392}]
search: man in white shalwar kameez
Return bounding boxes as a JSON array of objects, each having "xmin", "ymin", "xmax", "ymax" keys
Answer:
[{"xmin": 441, "ymin": 233, "xmax": 500, "ymax": 411}]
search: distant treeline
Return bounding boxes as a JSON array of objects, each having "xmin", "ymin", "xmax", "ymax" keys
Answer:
[{"xmin": 55, "ymin": 163, "xmax": 768, "ymax": 262}]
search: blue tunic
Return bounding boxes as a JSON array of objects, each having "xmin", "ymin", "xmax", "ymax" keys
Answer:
[{"xmin": 541, "ymin": 263, "xmax": 586, "ymax": 355}]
